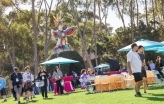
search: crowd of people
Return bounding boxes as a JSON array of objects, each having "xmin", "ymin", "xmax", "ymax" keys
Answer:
[
  {"xmin": 0, "ymin": 45, "xmax": 163, "ymax": 103},
  {"xmin": 0, "ymin": 65, "xmax": 65, "ymax": 104}
]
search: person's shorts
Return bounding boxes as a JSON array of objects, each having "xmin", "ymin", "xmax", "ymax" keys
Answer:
[
  {"xmin": 133, "ymin": 72, "xmax": 143, "ymax": 82},
  {"xmin": 25, "ymin": 87, "xmax": 33, "ymax": 92},
  {"xmin": 141, "ymin": 67, "xmax": 147, "ymax": 78},
  {"xmin": 14, "ymin": 84, "xmax": 22, "ymax": 94},
  {"xmin": 0, "ymin": 88, "xmax": 6, "ymax": 96},
  {"xmin": 24, "ymin": 82, "xmax": 33, "ymax": 92}
]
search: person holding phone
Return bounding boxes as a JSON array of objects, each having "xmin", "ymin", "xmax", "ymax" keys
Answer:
[{"xmin": 37, "ymin": 66, "xmax": 49, "ymax": 99}]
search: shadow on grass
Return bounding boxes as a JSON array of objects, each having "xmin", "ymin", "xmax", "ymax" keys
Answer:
[
  {"xmin": 151, "ymin": 93, "xmax": 164, "ymax": 97},
  {"xmin": 147, "ymin": 86, "xmax": 164, "ymax": 90},
  {"xmin": 144, "ymin": 96, "xmax": 164, "ymax": 101},
  {"xmin": 30, "ymin": 99, "xmax": 38, "ymax": 102},
  {"xmin": 73, "ymin": 90, "xmax": 84, "ymax": 93},
  {"xmin": 44, "ymin": 98, "xmax": 53, "ymax": 100},
  {"xmin": 85, "ymin": 93, "xmax": 95, "ymax": 95}
]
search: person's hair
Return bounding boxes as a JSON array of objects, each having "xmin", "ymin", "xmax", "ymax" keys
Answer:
[
  {"xmin": 81, "ymin": 69, "xmax": 86, "ymax": 74},
  {"xmin": 55, "ymin": 66, "xmax": 59, "ymax": 69},
  {"xmin": 0, "ymin": 75, "xmax": 2, "ymax": 77},
  {"xmin": 54, "ymin": 66, "xmax": 58, "ymax": 72},
  {"xmin": 138, "ymin": 45, "xmax": 143, "ymax": 49},
  {"xmin": 24, "ymin": 65, "xmax": 30, "ymax": 71},
  {"xmin": 131, "ymin": 43, "xmax": 137, "ymax": 49},
  {"xmin": 38, "ymin": 66, "xmax": 45, "ymax": 73},
  {"xmin": 157, "ymin": 56, "xmax": 160, "ymax": 58},
  {"xmin": 138, "ymin": 45, "xmax": 144, "ymax": 54}
]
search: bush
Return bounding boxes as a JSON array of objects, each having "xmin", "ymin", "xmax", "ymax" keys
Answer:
[{"xmin": 46, "ymin": 51, "xmax": 85, "ymax": 76}]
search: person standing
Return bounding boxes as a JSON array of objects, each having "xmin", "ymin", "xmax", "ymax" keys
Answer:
[
  {"xmin": 155, "ymin": 56, "xmax": 164, "ymax": 78},
  {"xmin": 37, "ymin": 66, "xmax": 49, "ymax": 99},
  {"xmin": 149, "ymin": 60, "xmax": 155, "ymax": 70},
  {"xmin": 10, "ymin": 67, "xmax": 24, "ymax": 104},
  {"xmin": 138, "ymin": 45, "xmax": 147, "ymax": 93},
  {"xmin": 127, "ymin": 43, "xmax": 143, "ymax": 97},
  {"xmin": 0, "ymin": 75, "xmax": 7, "ymax": 102},
  {"xmin": 52, "ymin": 66, "xmax": 64, "ymax": 95},
  {"xmin": 10, "ymin": 73, "xmax": 17, "ymax": 101},
  {"xmin": 23, "ymin": 66, "xmax": 34, "ymax": 101}
]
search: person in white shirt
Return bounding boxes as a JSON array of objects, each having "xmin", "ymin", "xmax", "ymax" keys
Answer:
[
  {"xmin": 149, "ymin": 60, "xmax": 155, "ymax": 70},
  {"xmin": 127, "ymin": 43, "xmax": 142, "ymax": 97},
  {"xmin": 23, "ymin": 66, "xmax": 34, "ymax": 101}
]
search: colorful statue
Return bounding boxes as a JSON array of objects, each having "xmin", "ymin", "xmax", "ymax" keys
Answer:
[{"xmin": 51, "ymin": 16, "xmax": 76, "ymax": 49}]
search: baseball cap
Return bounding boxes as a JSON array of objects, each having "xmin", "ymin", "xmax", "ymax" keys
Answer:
[{"xmin": 14, "ymin": 67, "xmax": 19, "ymax": 71}]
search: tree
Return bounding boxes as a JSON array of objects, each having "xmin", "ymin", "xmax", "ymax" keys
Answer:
[
  {"xmin": 32, "ymin": 0, "xmax": 38, "ymax": 76},
  {"xmin": 69, "ymin": 0, "xmax": 93, "ymax": 69}
]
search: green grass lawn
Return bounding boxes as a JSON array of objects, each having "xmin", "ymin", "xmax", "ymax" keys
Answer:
[{"xmin": 1, "ymin": 85, "xmax": 164, "ymax": 104}]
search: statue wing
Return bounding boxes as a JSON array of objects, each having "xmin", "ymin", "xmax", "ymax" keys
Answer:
[{"xmin": 64, "ymin": 26, "xmax": 77, "ymax": 36}]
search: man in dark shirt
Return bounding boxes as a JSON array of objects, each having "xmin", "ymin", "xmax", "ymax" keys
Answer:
[
  {"xmin": 10, "ymin": 73, "xmax": 17, "ymax": 101},
  {"xmin": 10, "ymin": 67, "xmax": 23, "ymax": 104}
]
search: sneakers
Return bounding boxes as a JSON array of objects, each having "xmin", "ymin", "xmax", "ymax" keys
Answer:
[
  {"xmin": 144, "ymin": 91, "xmax": 147, "ymax": 93},
  {"xmin": 135, "ymin": 92, "xmax": 142, "ymax": 97}
]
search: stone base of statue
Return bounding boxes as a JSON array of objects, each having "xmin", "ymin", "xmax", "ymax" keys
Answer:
[{"xmin": 51, "ymin": 44, "xmax": 73, "ymax": 55}]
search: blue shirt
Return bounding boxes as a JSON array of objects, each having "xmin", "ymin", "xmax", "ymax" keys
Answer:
[{"xmin": 0, "ymin": 78, "xmax": 6, "ymax": 90}]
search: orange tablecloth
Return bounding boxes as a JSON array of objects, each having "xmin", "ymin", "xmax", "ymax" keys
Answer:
[
  {"xmin": 146, "ymin": 71, "xmax": 155, "ymax": 84},
  {"xmin": 95, "ymin": 71, "xmax": 155, "ymax": 92},
  {"xmin": 95, "ymin": 75, "xmax": 126, "ymax": 92}
]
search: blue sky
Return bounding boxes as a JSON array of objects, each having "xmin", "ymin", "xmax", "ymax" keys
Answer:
[{"xmin": 5, "ymin": 1, "xmax": 135, "ymax": 32}]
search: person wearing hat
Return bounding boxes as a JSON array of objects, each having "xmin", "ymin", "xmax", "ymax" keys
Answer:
[
  {"xmin": 10, "ymin": 67, "xmax": 24, "ymax": 104},
  {"xmin": 0, "ymin": 75, "xmax": 7, "ymax": 102}
]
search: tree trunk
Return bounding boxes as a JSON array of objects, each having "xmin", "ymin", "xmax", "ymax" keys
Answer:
[
  {"xmin": 145, "ymin": 0, "xmax": 149, "ymax": 26},
  {"xmin": 94, "ymin": 0, "xmax": 98, "ymax": 66},
  {"xmin": 6, "ymin": 45, "xmax": 15, "ymax": 69},
  {"xmin": 162, "ymin": 0, "xmax": 164, "ymax": 20},
  {"xmin": 135, "ymin": 0, "xmax": 139, "ymax": 27},
  {"xmin": 116, "ymin": 0, "xmax": 126, "ymax": 28},
  {"xmin": 152, "ymin": 0, "xmax": 155, "ymax": 28},
  {"xmin": 98, "ymin": 1, "xmax": 102, "ymax": 30},
  {"xmin": 44, "ymin": 0, "xmax": 48, "ymax": 61},
  {"xmin": 130, "ymin": 0, "xmax": 134, "ymax": 42},
  {"xmin": 32, "ymin": 0, "xmax": 38, "ymax": 76},
  {"xmin": 11, "ymin": 28, "xmax": 15, "ymax": 68},
  {"xmin": 155, "ymin": 0, "xmax": 161, "ymax": 22}
]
